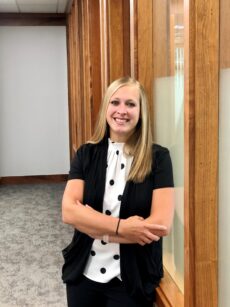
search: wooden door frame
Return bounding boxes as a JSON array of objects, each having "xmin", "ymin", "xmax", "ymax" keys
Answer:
[{"xmin": 156, "ymin": 0, "xmax": 219, "ymax": 306}]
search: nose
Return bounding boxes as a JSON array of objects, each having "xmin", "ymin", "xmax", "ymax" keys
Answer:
[{"xmin": 116, "ymin": 103, "xmax": 127, "ymax": 115}]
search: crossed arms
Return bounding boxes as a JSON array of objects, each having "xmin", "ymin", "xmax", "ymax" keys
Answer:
[{"xmin": 62, "ymin": 179, "xmax": 174, "ymax": 246}]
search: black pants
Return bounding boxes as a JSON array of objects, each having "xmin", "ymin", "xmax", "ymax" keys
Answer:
[{"xmin": 66, "ymin": 275, "xmax": 153, "ymax": 307}]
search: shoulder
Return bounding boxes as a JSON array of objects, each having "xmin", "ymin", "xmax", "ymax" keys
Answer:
[
  {"xmin": 76, "ymin": 141, "xmax": 105, "ymax": 154},
  {"xmin": 152, "ymin": 143, "xmax": 170, "ymax": 160},
  {"xmin": 74, "ymin": 140, "xmax": 108, "ymax": 163},
  {"xmin": 151, "ymin": 143, "xmax": 173, "ymax": 172}
]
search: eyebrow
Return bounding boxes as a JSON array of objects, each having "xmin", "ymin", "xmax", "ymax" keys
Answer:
[{"xmin": 111, "ymin": 97, "xmax": 137, "ymax": 103}]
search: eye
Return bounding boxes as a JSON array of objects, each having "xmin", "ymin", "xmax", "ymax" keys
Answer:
[
  {"xmin": 110, "ymin": 100, "xmax": 119, "ymax": 106},
  {"xmin": 126, "ymin": 101, "xmax": 136, "ymax": 107}
]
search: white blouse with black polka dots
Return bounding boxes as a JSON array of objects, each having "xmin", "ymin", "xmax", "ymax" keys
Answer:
[{"xmin": 83, "ymin": 138, "xmax": 133, "ymax": 283}]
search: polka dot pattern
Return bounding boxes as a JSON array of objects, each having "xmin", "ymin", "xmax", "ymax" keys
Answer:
[
  {"xmin": 83, "ymin": 138, "xmax": 133, "ymax": 283},
  {"xmin": 100, "ymin": 268, "xmax": 106, "ymax": 274},
  {"xmin": 91, "ymin": 250, "xmax": 96, "ymax": 256}
]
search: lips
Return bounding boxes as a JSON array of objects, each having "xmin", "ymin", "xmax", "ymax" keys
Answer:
[{"xmin": 113, "ymin": 117, "xmax": 129, "ymax": 124}]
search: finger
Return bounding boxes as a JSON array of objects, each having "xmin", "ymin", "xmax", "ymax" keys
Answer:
[
  {"xmin": 143, "ymin": 237, "xmax": 152, "ymax": 244},
  {"xmin": 146, "ymin": 223, "xmax": 167, "ymax": 231},
  {"xmin": 139, "ymin": 239, "xmax": 146, "ymax": 246},
  {"xmin": 145, "ymin": 231, "xmax": 160, "ymax": 242}
]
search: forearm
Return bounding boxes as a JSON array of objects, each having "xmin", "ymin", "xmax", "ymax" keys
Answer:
[
  {"xmin": 62, "ymin": 198, "xmax": 119, "ymax": 236},
  {"xmin": 63, "ymin": 197, "xmax": 166, "ymax": 245},
  {"xmin": 146, "ymin": 188, "xmax": 175, "ymax": 237},
  {"xmin": 109, "ymin": 235, "xmax": 135, "ymax": 244}
]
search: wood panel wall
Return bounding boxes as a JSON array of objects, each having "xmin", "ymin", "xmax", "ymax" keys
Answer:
[
  {"xmin": 67, "ymin": 0, "xmax": 156, "ymax": 151},
  {"xmin": 67, "ymin": 1, "xmax": 219, "ymax": 306}
]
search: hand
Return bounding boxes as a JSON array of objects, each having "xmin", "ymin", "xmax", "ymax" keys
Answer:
[{"xmin": 119, "ymin": 216, "xmax": 167, "ymax": 246}]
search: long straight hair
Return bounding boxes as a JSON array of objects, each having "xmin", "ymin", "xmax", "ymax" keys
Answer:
[{"xmin": 88, "ymin": 77, "xmax": 153, "ymax": 183}]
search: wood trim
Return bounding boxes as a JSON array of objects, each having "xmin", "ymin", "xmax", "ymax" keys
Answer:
[
  {"xmin": 0, "ymin": 13, "xmax": 66, "ymax": 26},
  {"xmin": 107, "ymin": 0, "xmax": 124, "ymax": 81},
  {"xmin": 135, "ymin": 0, "xmax": 154, "ymax": 113},
  {"xmin": 130, "ymin": 0, "xmax": 137, "ymax": 78},
  {"xmin": 80, "ymin": 0, "xmax": 92, "ymax": 141},
  {"xmin": 122, "ymin": 0, "xmax": 131, "ymax": 76},
  {"xmin": 67, "ymin": 1, "xmax": 80, "ymax": 157},
  {"xmin": 184, "ymin": 0, "xmax": 195, "ymax": 305},
  {"xmin": 220, "ymin": 0, "xmax": 230, "ymax": 68},
  {"xmin": 0, "ymin": 175, "xmax": 68, "ymax": 185},
  {"xmin": 152, "ymin": 0, "xmax": 170, "ymax": 78},
  {"xmin": 156, "ymin": 268, "xmax": 184, "ymax": 307},
  {"xmin": 99, "ymin": 0, "xmax": 109, "ymax": 94},
  {"xmin": 184, "ymin": 0, "xmax": 219, "ymax": 306},
  {"xmin": 88, "ymin": 0, "xmax": 102, "ymax": 129}
]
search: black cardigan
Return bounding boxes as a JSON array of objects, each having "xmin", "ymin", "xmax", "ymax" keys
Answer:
[{"xmin": 62, "ymin": 138, "xmax": 174, "ymax": 301}]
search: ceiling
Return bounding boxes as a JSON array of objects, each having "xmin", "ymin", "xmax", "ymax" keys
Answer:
[{"xmin": 0, "ymin": 0, "xmax": 73, "ymax": 13}]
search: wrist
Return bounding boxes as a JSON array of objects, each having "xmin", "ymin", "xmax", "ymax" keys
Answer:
[
  {"xmin": 115, "ymin": 218, "xmax": 121, "ymax": 235},
  {"xmin": 116, "ymin": 218, "xmax": 125, "ymax": 236}
]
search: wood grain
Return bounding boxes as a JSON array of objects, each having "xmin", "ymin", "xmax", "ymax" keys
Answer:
[
  {"xmin": 156, "ymin": 268, "xmax": 184, "ymax": 307},
  {"xmin": 220, "ymin": 0, "xmax": 230, "ymax": 68},
  {"xmin": 184, "ymin": 0, "xmax": 219, "ymax": 306}
]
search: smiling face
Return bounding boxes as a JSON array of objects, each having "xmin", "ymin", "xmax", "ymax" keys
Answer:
[{"xmin": 106, "ymin": 85, "xmax": 141, "ymax": 142}]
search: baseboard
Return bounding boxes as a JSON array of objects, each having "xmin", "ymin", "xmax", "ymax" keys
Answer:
[{"xmin": 0, "ymin": 174, "xmax": 68, "ymax": 185}]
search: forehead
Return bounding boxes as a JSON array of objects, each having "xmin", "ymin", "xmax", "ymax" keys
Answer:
[{"xmin": 110, "ymin": 85, "xmax": 139, "ymax": 101}]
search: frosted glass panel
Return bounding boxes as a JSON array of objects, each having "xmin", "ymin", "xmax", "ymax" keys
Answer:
[
  {"xmin": 153, "ymin": 0, "xmax": 184, "ymax": 293},
  {"xmin": 219, "ymin": 0, "xmax": 230, "ymax": 304},
  {"xmin": 219, "ymin": 68, "xmax": 230, "ymax": 307}
]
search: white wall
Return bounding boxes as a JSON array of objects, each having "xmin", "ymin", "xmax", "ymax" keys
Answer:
[
  {"xmin": 219, "ymin": 68, "xmax": 230, "ymax": 307},
  {"xmin": 0, "ymin": 26, "xmax": 69, "ymax": 176}
]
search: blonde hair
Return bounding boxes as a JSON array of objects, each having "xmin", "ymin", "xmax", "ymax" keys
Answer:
[{"xmin": 88, "ymin": 76, "xmax": 153, "ymax": 183}]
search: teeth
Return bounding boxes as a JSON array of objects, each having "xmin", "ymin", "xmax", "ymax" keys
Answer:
[{"xmin": 114, "ymin": 118, "xmax": 127, "ymax": 123}]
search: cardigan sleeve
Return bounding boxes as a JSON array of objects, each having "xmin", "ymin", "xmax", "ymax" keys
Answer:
[
  {"xmin": 152, "ymin": 145, "xmax": 174, "ymax": 189},
  {"xmin": 68, "ymin": 145, "xmax": 85, "ymax": 180}
]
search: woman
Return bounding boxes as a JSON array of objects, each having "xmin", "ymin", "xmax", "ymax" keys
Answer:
[{"xmin": 62, "ymin": 76, "xmax": 174, "ymax": 307}]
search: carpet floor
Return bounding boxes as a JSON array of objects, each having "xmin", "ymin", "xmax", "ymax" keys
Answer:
[{"xmin": 0, "ymin": 183, "xmax": 73, "ymax": 307}]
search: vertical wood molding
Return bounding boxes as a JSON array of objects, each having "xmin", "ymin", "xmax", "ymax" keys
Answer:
[
  {"xmin": 135, "ymin": 0, "xmax": 154, "ymax": 112},
  {"xmin": 99, "ymin": 0, "xmax": 109, "ymax": 95},
  {"xmin": 88, "ymin": 0, "xmax": 102, "ymax": 129},
  {"xmin": 130, "ymin": 0, "xmax": 138, "ymax": 78},
  {"xmin": 122, "ymin": 0, "xmax": 131, "ymax": 76},
  {"xmin": 194, "ymin": 1, "xmax": 219, "ymax": 305},
  {"xmin": 184, "ymin": 0, "xmax": 195, "ymax": 304},
  {"xmin": 80, "ymin": 0, "xmax": 92, "ymax": 141},
  {"xmin": 153, "ymin": 0, "xmax": 170, "ymax": 78},
  {"xmin": 107, "ymin": 0, "xmax": 124, "ymax": 81},
  {"xmin": 220, "ymin": 0, "xmax": 230, "ymax": 68},
  {"xmin": 184, "ymin": 0, "xmax": 219, "ymax": 306},
  {"xmin": 67, "ymin": 0, "xmax": 83, "ymax": 156}
]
